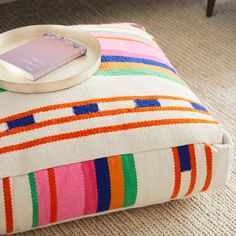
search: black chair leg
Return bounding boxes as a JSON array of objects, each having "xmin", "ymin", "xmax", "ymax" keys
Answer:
[{"xmin": 207, "ymin": 0, "xmax": 216, "ymax": 17}]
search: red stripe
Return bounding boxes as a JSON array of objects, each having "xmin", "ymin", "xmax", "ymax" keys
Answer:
[
  {"xmin": 185, "ymin": 144, "xmax": 197, "ymax": 196},
  {"xmin": 171, "ymin": 147, "xmax": 181, "ymax": 199},
  {"xmin": 48, "ymin": 168, "xmax": 57, "ymax": 223},
  {"xmin": 0, "ymin": 95, "xmax": 202, "ymax": 124},
  {"xmin": 0, "ymin": 106, "xmax": 210, "ymax": 138},
  {"xmin": 0, "ymin": 118, "xmax": 218, "ymax": 155},
  {"xmin": 201, "ymin": 144, "xmax": 213, "ymax": 192},
  {"xmin": 3, "ymin": 177, "xmax": 13, "ymax": 233}
]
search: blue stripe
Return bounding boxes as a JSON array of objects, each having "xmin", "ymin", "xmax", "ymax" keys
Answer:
[
  {"xmin": 191, "ymin": 103, "xmax": 208, "ymax": 112},
  {"xmin": 94, "ymin": 158, "xmax": 111, "ymax": 212},
  {"xmin": 73, "ymin": 104, "xmax": 99, "ymax": 115},
  {"xmin": 101, "ymin": 56, "xmax": 177, "ymax": 74},
  {"xmin": 7, "ymin": 115, "xmax": 35, "ymax": 130},
  {"xmin": 135, "ymin": 99, "xmax": 161, "ymax": 108},
  {"xmin": 177, "ymin": 145, "xmax": 191, "ymax": 172}
]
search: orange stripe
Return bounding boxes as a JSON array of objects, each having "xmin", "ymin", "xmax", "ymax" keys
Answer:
[
  {"xmin": 185, "ymin": 144, "xmax": 197, "ymax": 196},
  {"xmin": 0, "ymin": 95, "xmax": 202, "ymax": 124},
  {"xmin": 107, "ymin": 156, "xmax": 125, "ymax": 209},
  {"xmin": 96, "ymin": 36, "xmax": 156, "ymax": 49},
  {"xmin": 48, "ymin": 168, "xmax": 57, "ymax": 223},
  {"xmin": 99, "ymin": 62, "xmax": 181, "ymax": 81},
  {"xmin": 3, "ymin": 177, "xmax": 13, "ymax": 233},
  {"xmin": 171, "ymin": 147, "xmax": 181, "ymax": 199},
  {"xmin": 201, "ymin": 144, "xmax": 213, "ymax": 192},
  {"xmin": 0, "ymin": 106, "xmax": 211, "ymax": 138},
  {"xmin": 0, "ymin": 118, "xmax": 218, "ymax": 155}
]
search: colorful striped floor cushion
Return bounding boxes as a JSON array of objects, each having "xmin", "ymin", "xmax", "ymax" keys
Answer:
[{"xmin": 0, "ymin": 23, "xmax": 233, "ymax": 234}]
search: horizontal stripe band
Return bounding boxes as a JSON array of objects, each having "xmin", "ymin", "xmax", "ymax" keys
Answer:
[
  {"xmin": 0, "ymin": 118, "xmax": 218, "ymax": 155},
  {"xmin": 0, "ymin": 95, "xmax": 201, "ymax": 124},
  {"xmin": 96, "ymin": 36, "xmax": 158, "ymax": 49},
  {"xmin": 0, "ymin": 107, "xmax": 211, "ymax": 138},
  {"xmin": 101, "ymin": 56, "xmax": 176, "ymax": 74},
  {"xmin": 92, "ymin": 30, "xmax": 155, "ymax": 42},
  {"xmin": 86, "ymin": 29, "xmax": 154, "ymax": 43},
  {"xmin": 99, "ymin": 62, "xmax": 179, "ymax": 83},
  {"xmin": 93, "ymin": 31, "xmax": 154, "ymax": 44},
  {"xmin": 101, "ymin": 49, "xmax": 172, "ymax": 67},
  {"xmin": 95, "ymin": 68, "xmax": 187, "ymax": 87}
]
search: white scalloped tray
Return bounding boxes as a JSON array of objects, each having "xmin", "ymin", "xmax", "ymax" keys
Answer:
[{"xmin": 0, "ymin": 25, "xmax": 101, "ymax": 93}]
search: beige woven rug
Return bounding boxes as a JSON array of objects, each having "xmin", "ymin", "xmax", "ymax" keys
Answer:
[{"xmin": 0, "ymin": 0, "xmax": 236, "ymax": 235}]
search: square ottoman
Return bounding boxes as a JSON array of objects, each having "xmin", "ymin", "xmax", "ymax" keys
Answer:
[{"xmin": 0, "ymin": 23, "xmax": 232, "ymax": 234}]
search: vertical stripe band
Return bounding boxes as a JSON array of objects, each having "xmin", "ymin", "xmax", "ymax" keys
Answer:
[
  {"xmin": 3, "ymin": 177, "xmax": 13, "ymax": 233},
  {"xmin": 95, "ymin": 158, "xmax": 111, "ymax": 212},
  {"xmin": 171, "ymin": 147, "xmax": 181, "ymax": 199},
  {"xmin": 201, "ymin": 144, "xmax": 213, "ymax": 192},
  {"xmin": 107, "ymin": 156, "xmax": 125, "ymax": 209},
  {"xmin": 82, "ymin": 161, "xmax": 98, "ymax": 215},
  {"xmin": 185, "ymin": 144, "xmax": 197, "ymax": 196},
  {"xmin": 28, "ymin": 173, "xmax": 39, "ymax": 228},
  {"xmin": 48, "ymin": 168, "xmax": 57, "ymax": 223},
  {"xmin": 121, "ymin": 154, "xmax": 137, "ymax": 207}
]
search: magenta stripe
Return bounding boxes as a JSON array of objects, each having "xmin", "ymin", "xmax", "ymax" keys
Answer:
[
  {"xmin": 81, "ymin": 161, "xmax": 98, "ymax": 215},
  {"xmin": 101, "ymin": 49, "xmax": 173, "ymax": 67},
  {"xmin": 35, "ymin": 170, "xmax": 51, "ymax": 226},
  {"xmin": 55, "ymin": 163, "xmax": 85, "ymax": 222}
]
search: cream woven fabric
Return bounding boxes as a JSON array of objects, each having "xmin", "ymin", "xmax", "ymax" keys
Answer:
[{"xmin": 0, "ymin": 23, "xmax": 233, "ymax": 234}]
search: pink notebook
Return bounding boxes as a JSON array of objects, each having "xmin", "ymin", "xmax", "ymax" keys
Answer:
[{"xmin": 0, "ymin": 33, "xmax": 87, "ymax": 81}]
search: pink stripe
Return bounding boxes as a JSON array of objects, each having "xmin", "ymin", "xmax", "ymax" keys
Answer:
[
  {"xmin": 55, "ymin": 163, "xmax": 85, "ymax": 222},
  {"xmin": 101, "ymin": 49, "xmax": 173, "ymax": 67},
  {"xmin": 81, "ymin": 161, "xmax": 98, "ymax": 215},
  {"xmin": 35, "ymin": 170, "xmax": 51, "ymax": 226},
  {"xmin": 98, "ymin": 39, "xmax": 168, "ymax": 62},
  {"xmin": 92, "ymin": 32, "xmax": 154, "ymax": 45}
]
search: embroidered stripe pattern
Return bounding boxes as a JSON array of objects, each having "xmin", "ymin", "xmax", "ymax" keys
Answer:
[
  {"xmin": 0, "ymin": 24, "xmax": 227, "ymax": 234},
  {"xmin": 0, "ymin": 143, "xmax": 217, "ymax": 233},
  {"xmin": 0, "ymin": 118, "xmax": 217, "ymax": 155},
  {"xmin": 0, "ymin": 95, "xmax": 207, "ymax": 125},
  {"xmin": 0, "ymin": 27, "xmax": 188, "ymax": 91},
  {"xmin": 0, "ymin": 95, "xmax": 214, "ymax": 155},
  {"xmin": 171, "ymin": 144, "xmax": 213, "ymax": 199},
  {"xmin": 7, "ymin": 154, "xmax": 137, "ymax": 231}
]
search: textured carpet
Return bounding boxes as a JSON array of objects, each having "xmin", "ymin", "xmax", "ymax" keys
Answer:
[{"xmin": 0, "ymin": 0, "xmax": 236, "ymax": 235}]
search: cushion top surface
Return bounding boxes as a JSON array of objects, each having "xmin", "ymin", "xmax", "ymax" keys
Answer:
[{"xmin": 0, "ymin": 23, "xmax": 226, "ymax": 178}]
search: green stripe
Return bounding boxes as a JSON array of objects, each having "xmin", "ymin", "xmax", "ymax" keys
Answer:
[
  {"xmin": 95, "ymin": 68, "xmax": 187, "ymax": 87},
  {"xmin": 121, "ymin": 154, "xmax": 137, "ymax": 207},
  {"xmin": 0, "ymin": 88, "xmax": 6, "ymax": 93},
  {"xmin": 28, "ymin": 173, "xmax": 39, "ymax": 227},
  {"xmin": 84, "ymin": 29, "xmax": 153, "ymax": 42}
]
